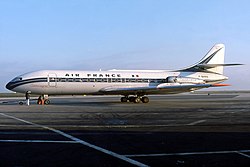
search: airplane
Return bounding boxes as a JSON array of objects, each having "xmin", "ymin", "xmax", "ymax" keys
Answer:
[{"xmin": 6, "ymin": 44, "xmax": 241, "ymax": 104}]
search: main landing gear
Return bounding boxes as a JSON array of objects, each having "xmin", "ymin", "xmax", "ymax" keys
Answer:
[
  {"xmin": 121, "ymin": 96, "xmax": 149, "ymax": 103},
  {"xmin": 37, "ymin": 95, "xmax": 50, "ymax": 105}
]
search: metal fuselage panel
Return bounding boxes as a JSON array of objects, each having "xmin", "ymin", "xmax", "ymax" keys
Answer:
[{"xmin": 6, "ymin": 70, "xmax": 228, "ymax": 95}]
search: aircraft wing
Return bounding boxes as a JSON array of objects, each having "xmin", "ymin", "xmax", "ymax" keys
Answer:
[{"xmin": 99, "ymin": 83, "xmax": 229, "ymax": 95}]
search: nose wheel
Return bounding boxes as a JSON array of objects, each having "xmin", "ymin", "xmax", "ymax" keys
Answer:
[
  {"xmin": 120, "ymin": 96, "xmax": 149, "ymax": 103},
  {"xmin": 44, "ymin": 99, "xmax": 50, "ymax": 105},
  {"xmin": 37, "ymin": 95, "xmax": 50, "ymax": 105}
]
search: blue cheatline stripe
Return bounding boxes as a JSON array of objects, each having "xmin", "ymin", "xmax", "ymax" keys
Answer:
[
  {"xmin": 7, "ymin": 77, "xmax": 168, "ymax": 90},
  {"xmin": 7, "ymin": 78, "xmax": 47, "ymax": 89}
]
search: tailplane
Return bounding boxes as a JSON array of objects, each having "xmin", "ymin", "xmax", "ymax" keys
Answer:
[{"xmin": 181, "ymin": 44, "xmax": 241, "ymax": 74}]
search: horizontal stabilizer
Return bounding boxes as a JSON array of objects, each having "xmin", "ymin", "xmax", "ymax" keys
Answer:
[
  {"xmin": 179, "ymin": 44, "xmax": 243, "ymax": 74},
  {"xmin": 197, "ymin": 63, "xmax": 243, "ymax": 69}
]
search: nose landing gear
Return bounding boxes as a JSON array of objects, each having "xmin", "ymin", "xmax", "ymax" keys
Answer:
[{"xmin": 37, "ymin": 95, "xmax": 50, "ymax": 105}]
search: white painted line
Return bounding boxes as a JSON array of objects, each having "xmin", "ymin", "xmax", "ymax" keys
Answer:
[
  {"xmin": 0, "ymin": 113, "xmax": 149, "ymax": 167},
  {"xmin": 0, "ymin": 124, "xmax": 211, "ymax": 128},
  {"xmin": 0, "ymin": 124, "xmax": 204, "ymax": 128},
  {"xmin": 0, "ymin": 139, "xmax": 77, "ymax": 143},
  {"xmin": 124, "ymin": 150, "xmax": 250, "ymax": 157},
  {"xmin": 48, "ymin": 124, "xmax": 184, "ymax": 128},
  {"xmin": 236, "ymin": 151, "xmax": 250, "ymax": 159},
  {"xmin": 187, "ymin": 120, "xmax": 206, "ymax": 126},
  {"xmin": 0, "ymin": 125, "xmax": 36, "ymax": 127}
]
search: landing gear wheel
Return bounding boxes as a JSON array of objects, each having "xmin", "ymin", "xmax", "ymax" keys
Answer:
[
  {"xmin": 134, "ymin": 97, "xmax": 141, "ymax": 103},
  {"xmin": 44, "ymin": 99, "xmax": 50, "ymax": 105},
  {"xmin": 121, "ymin": 97, "xmax": 128, "ymax": 102},
  {"xmin": 141, "ymin": 96, "xmax": 149, "ymax": 103},
  {"xmin": 129, "ymin": 97, "xmax": 135, "ymax": 102}
]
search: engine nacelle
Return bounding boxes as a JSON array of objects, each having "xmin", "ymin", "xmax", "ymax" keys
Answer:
[{"xmin": 166, "ymin": 76, "xmax": 205, "ymax": 84}]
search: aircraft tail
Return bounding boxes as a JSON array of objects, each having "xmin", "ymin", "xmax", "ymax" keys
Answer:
[
  {"xmin": 197, "ymin": 43, "xmax": 225, "ymax": 74},
  {"xmin": 181, "ymin": 44, "xmax": 241, "ymax": 74}
]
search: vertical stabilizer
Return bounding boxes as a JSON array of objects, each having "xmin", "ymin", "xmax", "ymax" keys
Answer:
[
  {"xmin": 199, "ymin": 44, "xmax": 225, "ymax": 74},
  {"xmin": 181, "ymin": 44, "xmax": 225, "ymax": 74}
]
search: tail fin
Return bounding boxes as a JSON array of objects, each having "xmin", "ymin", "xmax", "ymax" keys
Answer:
[
  {"xmin": 197, "ymin": 43, "xmax": 225, "ymax": 74},
  {"xmin": 180, "ymin": 44, "xmax": 241, "ymax": 75}
]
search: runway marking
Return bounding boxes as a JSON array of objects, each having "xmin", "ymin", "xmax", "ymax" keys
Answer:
[
  {"xmin": 124, "ymin": 150, "xmax": 250, "ymax": 158},
  {"xmin": 187, "ymin": 120, "xmax": 206, "ymax": 126},
  {"xmin": 0, "ymin": 113, "xmax": 149, "ymax": 167},
  {"xmin": 0, "ymin": 124, "xmax": 208, "ymax": 128},
  {"xmin": 236, "ymin": 151, "xmax": 250, "ymax": 159},
  {"xmin": 0, "ymin": 139, "xmax": 78, "ymax": 143}
]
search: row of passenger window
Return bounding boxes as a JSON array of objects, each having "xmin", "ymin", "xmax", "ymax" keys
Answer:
[{"xmin": 49, "ymin": 78, "xmax": 167, "ymax": 83}]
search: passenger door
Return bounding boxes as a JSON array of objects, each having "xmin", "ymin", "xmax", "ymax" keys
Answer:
[{"xmin": 48, "ymin": 73, "xmax": 57, "ymax": 87}]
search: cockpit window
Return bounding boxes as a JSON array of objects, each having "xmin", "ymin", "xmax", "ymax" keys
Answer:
[{"xmin": 12, "ymin": 77, "xmax": 23, "ymax": 82}]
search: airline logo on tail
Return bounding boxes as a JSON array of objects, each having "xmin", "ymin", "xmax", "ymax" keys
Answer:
[{"xmin": 180, "ymin": 44, "xmax": 241, "ymax": 74}]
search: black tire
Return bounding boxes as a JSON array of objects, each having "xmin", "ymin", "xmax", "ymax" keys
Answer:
[
  {"xmin": 134, "ymin": 97, "xmax": 141, "ymax": 103},
  {"xmin": 44, "ymin": 99, "xmax": 50, "ymax": 105},
  {"xmin": 129, "ymin": 97, "xmax": 135, "ymax": 102},
  {"xmin": 141, "ymin": 96, "xmax": 149, "ymax": 103},
  {"xmin": 19, "ymin": 101, "xmax": 24, "ymax": 105},
  {"xmin": 121, "ymin": 97, "xmax": 128, "ymax": 102}
]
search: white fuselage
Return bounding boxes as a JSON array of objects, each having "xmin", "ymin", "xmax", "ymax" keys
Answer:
[{"xmin": 6, "ymin": 70, "xmax": 228, "ymax": 95}]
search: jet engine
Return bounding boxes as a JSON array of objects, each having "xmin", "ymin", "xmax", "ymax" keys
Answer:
[{"xmin": 166, "ymin": 76, "xmax": 205, "ymax": 84}]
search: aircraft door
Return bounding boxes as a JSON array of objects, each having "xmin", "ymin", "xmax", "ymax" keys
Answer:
[{"xmin": 48, "ymin": 73, "xmax": 57, "ymax": 87}]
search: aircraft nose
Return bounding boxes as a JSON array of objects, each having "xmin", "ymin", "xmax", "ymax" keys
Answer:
[{"xmin": 6, "ymin": 82, "xmax": 14, "ymax": 90}]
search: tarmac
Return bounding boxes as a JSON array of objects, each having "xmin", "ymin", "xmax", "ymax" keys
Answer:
[{"xmin": 0, "ymin": 92, "xmax": 250, "ymax": 167}]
